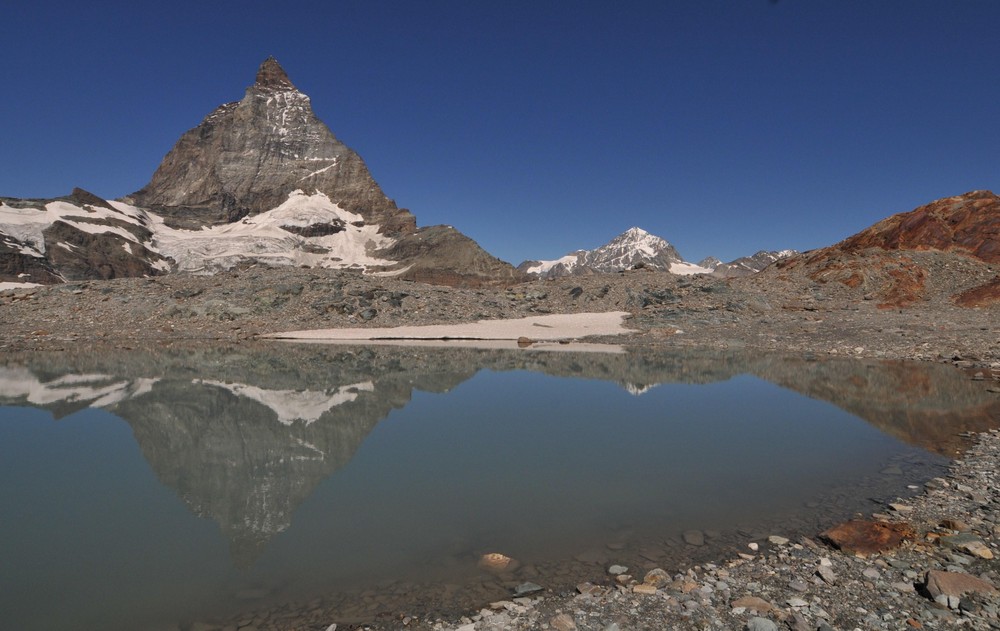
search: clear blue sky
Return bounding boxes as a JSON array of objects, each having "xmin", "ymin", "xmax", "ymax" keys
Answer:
[{"xmin": 3, "ymin": 1, "xmax": 998, "ymax": 264}]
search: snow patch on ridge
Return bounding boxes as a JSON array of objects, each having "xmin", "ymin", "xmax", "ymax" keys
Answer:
[
  {"xmin": 0, "ymin": 199, "xmax": 157, "ymax": 258},
  {"xmin": 524, "ymin": 254, "xmax": 581, "ymax": 276},
  {"xmin": 669, "ymin": 261, "xmax": 715, "ymax": 275},
  {"xmin": 148, "ymin": 190, "xmax": 397, "ymax": 274}
]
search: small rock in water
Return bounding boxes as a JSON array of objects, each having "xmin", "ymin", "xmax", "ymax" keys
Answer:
[
  {"xmin": 478, "ymin": 552, "xmax": 519, "ymax": 573},
  {"xmin": 513, "ymin": 582, "xmax": 543, "ymax": 596},
  {"xmin": 683, "ymin": 529, "xmax": 705, "ymax": 546},
  {"xmin": 767, "ymin": 535, "xmax": 789, "ymax": 546},
  {"xmin": 608, "ymin": 564, "xmax": 628, "ymax": 576}
]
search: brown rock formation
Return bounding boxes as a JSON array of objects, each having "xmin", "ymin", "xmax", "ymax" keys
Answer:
[
  {"xmin": 838, "ymin": 190, "xmax": 999, "ymax": 262},
  {"xmin": 773, "ymin": 191, "xmax": 1000, "ymax": 307}
]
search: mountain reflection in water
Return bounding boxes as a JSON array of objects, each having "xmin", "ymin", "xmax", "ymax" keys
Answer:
[{"xmin": 1, "ymin": 344, "xmax": 996, "ymax": 566}]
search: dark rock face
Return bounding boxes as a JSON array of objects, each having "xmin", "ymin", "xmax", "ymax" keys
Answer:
[
  {"xmin": 43, "ymin": 219, "xmax": 164, "ymax": 281},
  {"xmin": 0, "ymin": 189, "xmax": 170, "ymax": 284},
  {"xmin": 127, "ymin": 57, "xmax": 411, "ymax": 233},
  {"xmin": 380, "ymin": 225, "xmax": 527, "ymax": 287},
  {"xmin": 0, "ymin": 237, "xmax": 62, "ymax": 284}
]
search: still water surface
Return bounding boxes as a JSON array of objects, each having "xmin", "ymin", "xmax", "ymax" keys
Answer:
[{"xmin": 0, "ymin": 344, "xmax": 995, "ymax": 630}]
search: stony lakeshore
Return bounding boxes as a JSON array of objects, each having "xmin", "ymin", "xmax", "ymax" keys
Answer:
[
  {"xmin": 190, "ymin": 431, "xmax": 1000, "ymax": 631},
  {"xmin": 1, "ymin": 261, "xmax": 998, "ymax": 631}
]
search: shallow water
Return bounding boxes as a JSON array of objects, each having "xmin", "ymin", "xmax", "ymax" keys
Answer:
[{"xmin": 0, "ymin": 344, "xmax": 995, "ymax": 630}]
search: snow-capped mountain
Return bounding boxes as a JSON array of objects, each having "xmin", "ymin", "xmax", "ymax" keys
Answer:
[
  {"xmin": 711, "ymin": 249, "xmax": 798, "ymax": 278},
  {"xmin": 518, "ymin": 227, "xmax": 715, "ymax": 278},
  {"xmin": 0, "ymin": 58, "xmax": 519, "ymax": 288}
]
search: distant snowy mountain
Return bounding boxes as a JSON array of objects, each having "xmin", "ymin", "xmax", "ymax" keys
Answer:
[
  {"xmin": 697, "ymin": 256, "xmax": 722, "ymax": 270},
  {"xmin": 517, "ymin": 227, "xmax": 714, "ymax": 278},
  {"xmin": 711, "ymin": 249, "xmax": 798, "ymax": 278}
]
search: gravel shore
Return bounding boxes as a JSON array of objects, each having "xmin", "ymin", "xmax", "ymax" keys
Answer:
[
  {"xmin": 2, "ymin": 263, "xmax": 998, "ymax": 630},
  {"xmin": 207, "ymin": 432, "xmax": 1000, "ymax": 631}
]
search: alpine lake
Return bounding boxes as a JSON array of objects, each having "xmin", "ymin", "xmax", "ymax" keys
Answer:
[{"xmin": 1, "ymin": 341, "xmax": 997, "ymax": 631}]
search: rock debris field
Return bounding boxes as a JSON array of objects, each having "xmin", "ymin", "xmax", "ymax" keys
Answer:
[{"xmin": 1, "ymin": 253, "xmax": 997, "ymax": 369}]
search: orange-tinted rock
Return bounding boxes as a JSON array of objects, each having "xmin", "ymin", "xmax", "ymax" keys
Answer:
[
  {"xmin": 838, "ymin": 190, "xmax": 1000, "ymax": 263},
  {"xmin": 819, "ymin": 520, "xmax": 915, "ymax": 555},
  {"xmin": 773, "ymin": 191, "xmax": 999, "ymax": 308},
  {"xmin": 953, "ymin": 275, "xmax": 1000, "ymax": 307}
]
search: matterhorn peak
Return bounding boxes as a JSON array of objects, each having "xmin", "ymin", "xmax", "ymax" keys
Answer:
[{"xmin": 254, "ymin": 56, "xmax": 296, "ymax": 91}]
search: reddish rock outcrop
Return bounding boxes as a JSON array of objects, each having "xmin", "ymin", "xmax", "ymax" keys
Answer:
[
  {"xmin": 953, "ymin": 275, "xmax": 1000, "ymax": 307},
  {"xmin": 773, "ymin": 191, "xmax": 999, "ymax": 308},
  {"xmin": 819, "ymin": 520, "xmax": 915, "ymax": 556},
  {"xmin": 838, "ymin": 190, "xmax": 999, "ymax": 262}
]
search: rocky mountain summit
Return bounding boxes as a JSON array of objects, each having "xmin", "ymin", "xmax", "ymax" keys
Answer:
[
  {"xmin": 708, "ymin": 249, "xmax": 798, "ymax": 278},
  {"xmin": 0, "ymin": 58, "xmax": 520, "ymax": 287},
  {"xmin": 518, "ymin": 227, "xmax": 794, "ymax": 279},
  {"xmin": 773, "ymin": 190, "xmax": 1000, "ymax": 308},
  {"xmin": 518, "ymin": 227, "xmax": 714, "ymax": 278},
  {"xmin": 127, "ymin": 57, "xmax": 410, "ymax": 232}
]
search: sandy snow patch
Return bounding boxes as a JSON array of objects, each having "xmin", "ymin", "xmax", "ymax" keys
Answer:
[{"xmin": 265, "ymin": 311, "xmax": 635, "ymax": 343}]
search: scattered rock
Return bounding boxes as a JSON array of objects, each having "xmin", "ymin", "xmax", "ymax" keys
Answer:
[
  {"xmin": 819, "ymin": 520, "xmax": 915, "ymax": 555},
  {"xmin": 746, "ymin": 616, "xmax": 778, "ymax": 631},
  {"xmin": 549, "ymin": 613, "xmax": 577, "ymax": 631},
  {"xmin": 923, "ymin": 570, "xmax": 997, "ymax": 601},
  {"xmin": 643, "ymin": 568, "xmax": 670, "ymax": 588},
  {"xmin": 731, "ymin": 596, "xmax": 774, "ymax": 614}
]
